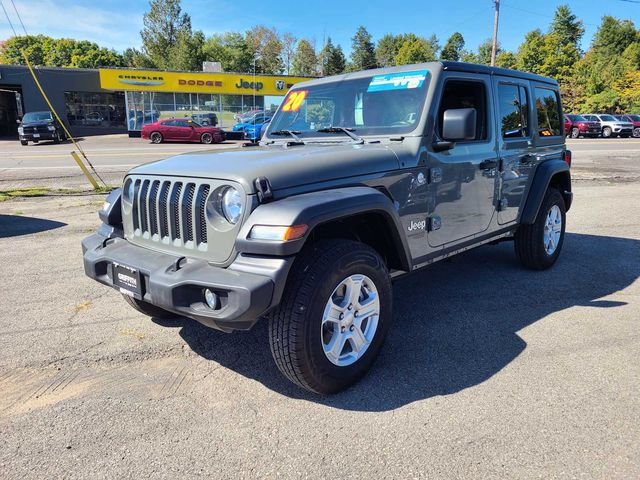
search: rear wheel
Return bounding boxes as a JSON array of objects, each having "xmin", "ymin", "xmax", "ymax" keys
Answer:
[
  {"xmin": 570, "ymin": 127, "xmax": 580, "ymax": 139},
  {"xmin": 122, "ymin": 294, "xmax": 178, "ymax": 319},
  {"xmin": 200, "ymin": 132, "xmax": 213, "ymax": 144},
  {"xmin": 150, "ymin": 132, "xmax": 163, "ymax": 144},
  {"xmin": 602, "ymin": 126, "xmax": 612, "ymax": 138},
  {"xmin": 515, "ymin": 188, "xmax": 566, "ymax": 270},
  {"xmin": 269, "ymin": 240, "xmax": 392, "ymax": 394}
]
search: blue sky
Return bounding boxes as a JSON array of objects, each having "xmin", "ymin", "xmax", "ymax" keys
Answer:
[{"xmin": 1, "ymin": 0, "xmax": 638, "ymax": 55}]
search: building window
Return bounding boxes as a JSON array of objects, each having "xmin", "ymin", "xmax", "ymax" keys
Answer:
[{"xmin": 65, "ymin": 91, "xmax": 125, "ymax": 129}]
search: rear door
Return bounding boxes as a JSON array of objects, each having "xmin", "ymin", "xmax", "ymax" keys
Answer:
[{"xmin": 493, "ymin": 77, "xmax": 537, "ymax": 225}]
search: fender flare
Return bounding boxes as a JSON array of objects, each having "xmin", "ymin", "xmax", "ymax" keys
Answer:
[
  {"xmin": 520, "ymin": 159, "xmax": 572, "ymax": 225},
  {"xmin": 235, "ymin": 186, "xmax": 412, "ymax": 270}
]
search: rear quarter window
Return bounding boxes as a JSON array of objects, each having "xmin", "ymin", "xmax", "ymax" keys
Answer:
[{"xmin": 534, "ymin": 87, "xmax": 562, "ymax": 137}]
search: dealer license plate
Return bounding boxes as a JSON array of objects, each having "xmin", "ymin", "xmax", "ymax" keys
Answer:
[{"xmin": 112, "ymin": 262, "xmax": 142, "ymax": 298}]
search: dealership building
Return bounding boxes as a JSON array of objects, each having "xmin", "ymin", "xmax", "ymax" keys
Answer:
[{"xmin": 0, "ymin": 65, "xmax": 313, "ymax": 138}]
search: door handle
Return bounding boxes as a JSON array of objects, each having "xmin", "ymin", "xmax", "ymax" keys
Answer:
[{"xmin": 479, "ymin": 159, "xmax": 498, "ymax": 170}]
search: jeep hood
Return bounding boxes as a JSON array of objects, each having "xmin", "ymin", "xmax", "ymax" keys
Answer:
[{"xmin": 129, "ymin": 143, "xmax": 400, "ymax": 194}]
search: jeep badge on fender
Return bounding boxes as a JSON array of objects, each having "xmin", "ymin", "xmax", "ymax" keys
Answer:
[{"xmin": 82, "ymin": 61, "xmax": 572, "ymax": 394}]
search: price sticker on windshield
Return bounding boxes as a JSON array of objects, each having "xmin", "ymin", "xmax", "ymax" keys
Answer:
[{"xmin": 282, "ymin": 90, "xmax": 308, "ymax": 112}]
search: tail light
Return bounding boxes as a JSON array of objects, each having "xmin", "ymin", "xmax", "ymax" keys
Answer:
[{"xmin": 564, "ymin": 150, "xmax": 572, "ymax": 166}]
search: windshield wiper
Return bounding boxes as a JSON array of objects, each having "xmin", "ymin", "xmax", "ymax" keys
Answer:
[
  {"xmin": 270, "ymin": 129, "xmax": 304, "ymax": 143},
  {"xmin": 316, "ymin": 126, "xmax": 364, "ymax": 144}
]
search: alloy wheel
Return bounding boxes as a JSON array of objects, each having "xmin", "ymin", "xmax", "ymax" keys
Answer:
[
  {"xmin": 321, "ymin": 274, "xmax": 380, "ymax": 367},
  {"xmin": 543, "ymin": 204, "xmax": 562, "ymax": 255}
]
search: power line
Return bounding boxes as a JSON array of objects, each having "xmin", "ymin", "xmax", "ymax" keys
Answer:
[
  {"xmin": 9, "ymin": 0, "xmax": 27, "ymax": 35},
  {"xmin": 0, "ymin": 0, "xmax": 18, "ymax": 37}
]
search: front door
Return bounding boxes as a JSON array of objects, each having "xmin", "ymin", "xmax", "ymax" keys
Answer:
[
  {"xmin": 172, "ymin": 120, "xmax": 194, "ymax": 140},
  {"xmin": 493, "ymin": 77, "xmax": 537, "ymax": 224},
  {"xmin": 426, "ymin": 74, "xmax": 497, "ymax": 247}
]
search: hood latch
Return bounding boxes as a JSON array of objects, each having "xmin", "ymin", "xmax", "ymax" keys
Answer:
[{"xmin": 254, "ymin": 177, "xmax": 273, "ymax": 203}]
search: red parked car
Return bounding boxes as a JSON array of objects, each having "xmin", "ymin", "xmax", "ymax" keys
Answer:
[
  {"xmin": 141, "ymin": 118, "xmax": 225, "ymax": 144},
  {"xmin": 564, "ymin": 114, "xmax": 601, "ymax": 138},
  {"xmin": 615, "ymin": 115, "xmax": 640, "ymax": 138}
]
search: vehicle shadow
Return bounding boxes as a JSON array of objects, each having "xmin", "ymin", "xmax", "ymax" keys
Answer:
[
  {"xmin": 0, "ymin": 214, "xmax": 66, "ymax": 238},
  {"xmin": 159, "ymin": 232, "xmax": 639, "ymax": 411},
  {"xmin": 27, "ymin": 137, "xmax": 85, "ymax": 146}
]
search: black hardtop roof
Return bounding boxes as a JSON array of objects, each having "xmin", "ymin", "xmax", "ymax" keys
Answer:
[{"xmin": 293, "ymin": 61, "xmax": 558, "ymax": 89}]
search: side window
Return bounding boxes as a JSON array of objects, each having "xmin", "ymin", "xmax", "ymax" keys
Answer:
[
  {"xmin": 438, "ymin": 80, "xmax": 488, "ymax": 141},
  {"xmin": 534, "ymin": 87, "xmax": 561, "ymax": 136},
  {"xmin": 497, "ymin": 83, "xmax": 529, "ymax": 138},
  {"xmin": 175, "ymin": 120, "xmax": 190, "ymax": 127},
  {"xmin": 162, "ymin": 120, "xmax": 175, "ymax": 126}
]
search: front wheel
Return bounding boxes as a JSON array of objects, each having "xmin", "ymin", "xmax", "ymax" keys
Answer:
[
  {"xmin": 514, "ymin": 188, "xmax": 566, "ymax": 270},
  {"xmin": 570, "ymin": 127, "xmax": 580, "ymax": 139},
  {"xmin": 200, "ymin": 132, "xmax": 213, "ymax": 144},
  {"xmin": 269, "ymin": 240, "xmax": 392, "ymax": 394},
  {"xmin": 20, "ymin": 140, "xmax": 28, "ymax": 146},
  {"xmin": 633, "ymin": 127, "xmax": 640, "ymax": 138},
  {"xmin": 602, "ymin": 127, "xmax": 612, "ymax": 138}
]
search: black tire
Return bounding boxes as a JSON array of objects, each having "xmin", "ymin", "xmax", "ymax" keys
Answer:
[
  {"xmin": 633, "ymin": 127, "xmax": 640, "ymax": 138},
  {"xmin": 122, "ymin": 294, "xmax": 178, "ymax": 319},
  {"xmin": 602, "ymin": 126, "xmax": 612, "ymax": 138},
  {"xmin": 53, "ymin": 131, "xmax": 61, "ymax": 144},
  {"xmin": 570, "ymin": 127, "xmax": 580, "ymax": 139},
  {"xmin": 20, "ymin": 140, "xmax": 28, "ymax": 146},
  {"xmin": 269, "ymin": 240, "xmax": 392, "ymax": 394},
  {"xmin": 514, "ymin": 188, "xmax": 566, "ymax": 270},
  {"xmin": 200, "ymin": 132, "xmax": 213, "ymax": 144},
  {"xmin": 150, "ymin": 131, "xmax": 163, "ymax": 144}
]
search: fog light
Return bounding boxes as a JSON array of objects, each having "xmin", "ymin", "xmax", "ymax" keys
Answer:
[{"xmin": 204, "ymin": 289, "xmax": 218, "ymax": 309}]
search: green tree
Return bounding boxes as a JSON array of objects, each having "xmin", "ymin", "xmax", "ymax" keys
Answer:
[
  {"xmin": 395, "ymin": 35, "xmax": 438, "ymax": 65},
  {"xmin": 549, "ymin": 5, "xmax": 584, "ymax": 47},
  {"xmin": 495, "ymin": 51, "xmax": 517, "ymax": 69},
  {"xmin": 591, "ymin": 16, "xmax": 638, "ymax": 55},
  {"xmin": 246, "ymin": 25, "xmax": 284, "ymax": 74},
  {"xmin": 476, "ymin": 38, "xmax": 495, "ymax": 65},
  {"xmin": 123, "ymin": 48, "xmax": 154, "ymax": 68},
  {"xmin": 168, "ymin": 30, "xmax": 205, "ymax": 71},
  {"xmin": 319, "ymin": 37, "xmax": 346, "ymax": 76},
  {"xmin": 375, "ymin": 34, "xmax": 404, "ymax": 67},
  {"xmin": 350, "ymin": 26, "xmax": 377, "ymax": 70},
  {"xmin": 281, "ymin": 33, "xmax": 297, "ymax": 75},
  {"xmin": 140, "ymin": 0, "xmax": 192, "ymax": 69},
  {"xmin": 291, "ymin": 39, "xmax": 318, "ymax": 76},
  {"xmin": 440, "ymin": 32, "xmax": 465, "ymax": 61},
  {"xmin": 203, "ymin": 32, "xmax": 253, "ymax": 73}
]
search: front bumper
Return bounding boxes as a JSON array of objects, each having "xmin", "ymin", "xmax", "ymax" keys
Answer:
[
  {"xmin": 20, "ymin": 132, "xmax": 56, "ymax": 141},
  {"xmin": 613, "ymin": 127, "xmax": 633, "ymax": 134},
  {"xmin": 82, "ymin": 232, "xmax": 292, "ymax": 332}
]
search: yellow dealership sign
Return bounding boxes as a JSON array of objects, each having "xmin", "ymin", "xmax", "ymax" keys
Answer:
[{"xmin": 99, "ymin": 69, "xmax": 314, "ymax": 96}]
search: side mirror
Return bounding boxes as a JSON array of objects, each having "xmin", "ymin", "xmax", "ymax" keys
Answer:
[{"xmin": 442, "ymin": 108, "xmax": 477, "ymax": 141}]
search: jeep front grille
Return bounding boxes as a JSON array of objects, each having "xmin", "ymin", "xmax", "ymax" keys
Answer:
[{"xmin": 130, "ymin": 178, "xmax": 210, "ymax": 248}]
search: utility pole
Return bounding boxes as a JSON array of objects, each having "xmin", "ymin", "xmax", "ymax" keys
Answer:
[{"xmin": 491, "ymin": 0, "xmax": 500, "ymax": 66}]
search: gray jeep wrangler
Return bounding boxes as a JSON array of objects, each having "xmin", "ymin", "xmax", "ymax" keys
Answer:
[{"xmin": 83, "ymin": 62, "xmax": 572, "ymax": 394}]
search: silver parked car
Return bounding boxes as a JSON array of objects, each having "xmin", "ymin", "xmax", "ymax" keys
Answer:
[{"xmin": 582, "ymin": 114, "xmax": 633, "ymax": 138}]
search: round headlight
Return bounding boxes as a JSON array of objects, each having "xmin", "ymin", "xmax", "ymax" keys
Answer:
[{"xmin": 222, "ymin": 187, "xmax": 243, "ymax": 224}]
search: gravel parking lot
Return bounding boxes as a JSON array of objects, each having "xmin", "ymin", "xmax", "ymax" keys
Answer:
[{"xmin": 0, "ymin": 137, "xmax": 639, "ymax": 478}]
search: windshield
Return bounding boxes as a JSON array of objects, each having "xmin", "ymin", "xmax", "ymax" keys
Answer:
[
  {"xmin": 600, "ymin": 115, "xmax": 616, "ymax": 121},
  {"xmin": 23, "ymin": 111, "xmax": 53, "ymax": 123},
  {"xmin": 569, "ymin": 115, "xmax": 587, "ymax": 122},
  {"xmin": 267, "ymin": 69, "xmax": 430, "ymax": 139}
]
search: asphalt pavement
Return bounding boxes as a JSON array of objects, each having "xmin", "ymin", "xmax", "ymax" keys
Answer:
[{"xmin": 0, "ymin": 136, "xmax": 638, "ymax": 478}]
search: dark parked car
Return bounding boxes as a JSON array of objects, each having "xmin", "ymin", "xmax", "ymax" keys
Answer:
[
  {"xmin": 141, "ymin": 118, "xmax": 225, "ymax": 144},
  {"xmin": 564, "ymin": 114, "xmax": 601, "ymax": 138},
  {"xmin": 190, "ymin": 112, "xmax": 218, "ymax": 126},
  {"xmin": 615, "ymin": 115, "xmax": 640, "ymax": 138},
  {"xmin": 84, "ymin": 62, "xmax": 572, "ymax": 394},
  {"xmin": 17, "ymin": 111, "xmax": 66, "ymax": 145}
]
